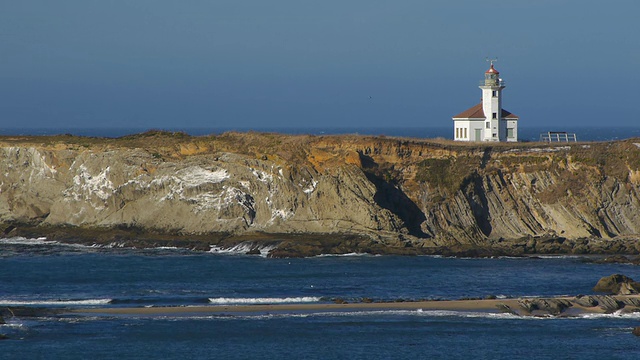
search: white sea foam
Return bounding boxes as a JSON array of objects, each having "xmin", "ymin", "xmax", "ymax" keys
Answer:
[
  {"xmin": 52, "ymin": 307, "xmax": 640, "ymax": 322},
  {"xmin": 0, "ymin": 237, "xmax": 56, "ymax": 245},
  {"xmin": 0, "ymin": 299, "xmax": 112, "ymax": 306},
  {"xmin": 0, "ymin": 321, "xmax": 27, "ymax": 329},
  {"xmin": 208, "ymin": 297, "xmax": 321, "ymax": 305},
  {"xmin": 314, "ymin": 253, "xmax": 372, "ymax": 257},
  {"xmin": 208, "ymin": 308, "xmax": 640, "ymax": 321},
  {"xmin": 209, "ymin": 242, "xmax": 278, "ymax": 257},
  {"xmin": 325, "ymin": 309, "xmax": 524, "ymax": 320},
  {"xmin": 230, "ymin": 308, "xmax": 640, "ymax": 321},
  {"xmin": 535, "ymin": 255, "xmax": 582, "ymax": 259},
  {"xmin": 579, "ymin": 310, "xmax": 640, "ymax": 319},
  {"xmin": 202, "ymin": 309, "xmax": 529, "ymax": 321},
  {"xmin": 0, "ymin": 237, "xmax": 101, "ymax": 250}
]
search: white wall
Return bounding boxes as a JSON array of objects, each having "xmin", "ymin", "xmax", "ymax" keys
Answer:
[
  {"xmin": 506, "ymin": 120, "xmax": 518, "ymax": 142},
  {"xmin": 453, "ymin": 120, "xmax": 485, "ymax": 141}
]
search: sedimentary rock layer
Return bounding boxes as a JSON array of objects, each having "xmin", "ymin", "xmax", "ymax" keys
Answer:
[{"xmin": 1, "ymin": 131, "xmax": 640, "ymax": 255}]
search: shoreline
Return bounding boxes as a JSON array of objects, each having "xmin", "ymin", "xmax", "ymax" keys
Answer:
[
  {"xmin": 69, "ymin": 295, "xmax": 640, "ymax": 317},
  {"xmin": 4, "ymin": 224, "xmax": 640, "ymax": 258}
]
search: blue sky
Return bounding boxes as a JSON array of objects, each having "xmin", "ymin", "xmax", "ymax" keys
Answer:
[{"xmin": 1, "ymin": 0, "xmax": 638, "ymax": 131}]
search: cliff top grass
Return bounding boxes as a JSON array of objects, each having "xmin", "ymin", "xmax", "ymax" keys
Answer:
[
  {"xmin": 3, "ymin": 128, "xmax": 635, "ymax": 151},
  {"xmin": 1, "ymin": 130, "xmax": 639, "ymax": 187}
]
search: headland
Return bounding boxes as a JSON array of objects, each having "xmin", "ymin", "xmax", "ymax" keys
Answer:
[{"xmin": 1, "ymin": 131, "xmax": 640, "ymax": 257}]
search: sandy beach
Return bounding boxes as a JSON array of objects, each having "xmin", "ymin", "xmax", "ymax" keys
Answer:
[{"xmin": 70, "ymin": 295, "xmax": 640, "ymax": 317}]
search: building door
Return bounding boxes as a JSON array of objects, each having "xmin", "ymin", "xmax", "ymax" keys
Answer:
[{"xmin": 475, "ymin": 129, "xmax": 482, "ymax": 142}]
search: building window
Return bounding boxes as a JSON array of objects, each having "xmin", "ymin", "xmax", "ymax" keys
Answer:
[
  {"xmin": 507, "ymin": 128, "xmax": 514, "ymax": 138},
  {"xmin": 464, "ymin": 128, "xmax": 467, "ymax": 138},
  {"xmin": 456, "ymin": 128, "xmax": 459, "ymax": 138},
  {"xmin": 486, "ymin": 122, "xmax": 490, "ymax": 129},
  {"xmin": 492, "ymin": 91, "xmax": 497, "ymax": 97},
  {"xmin": 493, "ymin": 133, "xmax": 497, "ymax": 138},
  {"xmin": 492, "ymin": 112, "xmax": 497, "ymax": 119}
]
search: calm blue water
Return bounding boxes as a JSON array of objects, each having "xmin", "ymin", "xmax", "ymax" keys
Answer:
[
  {"xmin": 3, "ymin": 238, "xmax": 640, "ymax": 359},
  {"xmin": 3, "ymin": 126, "xmax": 640, "ymax": 142}
]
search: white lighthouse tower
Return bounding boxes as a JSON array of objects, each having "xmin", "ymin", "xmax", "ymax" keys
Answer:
[
  {"xmin": 481, "ymin": 61, "xmax": 504, "ymax": 141},
  {"xmin": 452, "ymin": 61, "xmax": 519, "ymax": 142}
]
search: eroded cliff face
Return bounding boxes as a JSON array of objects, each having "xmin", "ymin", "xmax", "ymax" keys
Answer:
[{"xmin": 1, "ymin": 132, "xmax": 640, "ymax": 253}]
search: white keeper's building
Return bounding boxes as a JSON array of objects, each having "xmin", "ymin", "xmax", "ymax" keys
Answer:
[{"xmin": 452, "ymin": 63, "xmax": 519, "ymax": 142}]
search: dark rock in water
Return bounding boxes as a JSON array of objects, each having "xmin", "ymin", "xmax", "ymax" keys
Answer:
[
  {"xmin": 543, "ymin": 299, "xmax": 572, "ymax": 315},
  {"xmin": 334, "ymin": 298, "xmax": 347, "ymax": 304},
  {"xmin": 518, "ymin": 298, "xmax": 572, "ymax": 315},
  {"xmin": 633, "ymin": 327, "xmax": 640, "ymax": 337},
  {"xmin": 597, "ymin": 255, "xmax": 632, "ymax": 264},
  {"xmin": 592, "ymin": 295, "xmax": 624, "ymax": 312},
  {"xmin": 574, "ymin": 294, "xmax": 625, "ymax": 311},
  {"xmin": 619, "ymin": 282, "xmax": 640, "ymax": 295},
  {"xmin": 573, "ymin": 295, "xmax": 599, "ymax": 307},
  {"xmin": 496, "ymin": 303, "xmax": 517, "ymax": 315},
  {"xmin": 0, "ymin": 315, "xmax": 4, "ymax": 325},
  {"xmin": 593, "ymin": 274, "xmax": 640, "ymax": 295},
  {"xmin": 361, "ymin": 297, "xmax": 373, "ymax": 303},
  {"xmin": 594, "ymin": 255, "xmax": 640, "ymax": 266},
  {"xmin": 0, "ymin": 306, "xmax": 64, "ymax": 318},
  {"xmin": 518, "ymin": 299, "xmax": 536, "ymax": 313},
  {"xmin": 0, "ymin": 334, "xmax": 8, "ymax": 340}
]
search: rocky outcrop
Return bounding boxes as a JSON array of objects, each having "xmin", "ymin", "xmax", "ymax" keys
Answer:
[
  {"xmin": 593, "ymin": 274, "xmax": 640, "ymax": 295},
  {"xmin": 1, "ymin": 131, "xmax": 640, "ymax": 255},
  {"xmin": 517, "ymin": 298, "xmax": 572, "ymax": 315},
  {"xmin": 621, "ymin": 297, "xmax": 640, "ymax": 307},
  {"xmin": 592, "ymin": 255, "xmax": 640, "ymax": 265},
  {"xmin": 593, "ymin": 296, "xmax": 625, "ymax": 312},
  {"xmin": 573, "ymin": 295, "xmax": 599, "ymax": 307},
  {"xmin": 573, "ymin": 295, "xmax": 626, "ymax": 312}
]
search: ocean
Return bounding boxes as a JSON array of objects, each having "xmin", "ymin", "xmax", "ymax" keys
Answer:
[{"xmin": 2, "ymin": 238, "xmax": 640, "ymax": 359}]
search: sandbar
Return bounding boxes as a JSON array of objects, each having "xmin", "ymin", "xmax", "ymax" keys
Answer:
[{"xmin": 69, "ymin": 295, "xmax": 640, "ymax": 317}]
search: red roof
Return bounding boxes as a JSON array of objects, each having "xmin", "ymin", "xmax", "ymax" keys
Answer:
[
  {"xmin": 452, "ymin": 103, "xmax": 519, "ymax": 119},
  {"xmin": 485, "ymin": 64, "xmax": 499, "ymax": 74},
  {"xmin": 452, "ymin": 103, "xmax": 484, "ymax": 119}
]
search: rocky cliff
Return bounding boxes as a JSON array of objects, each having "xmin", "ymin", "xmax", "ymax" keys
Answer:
[{"xmin": 2, "ymin": 131, "xmax": 640, "ymax": 256}]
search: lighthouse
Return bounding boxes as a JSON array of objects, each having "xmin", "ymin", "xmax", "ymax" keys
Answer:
[{"xmin": 452, "ymin": 61, "xmax": 519, "ymax": 142}]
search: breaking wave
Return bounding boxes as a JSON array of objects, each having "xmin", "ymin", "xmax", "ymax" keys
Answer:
[
  {"xmin": 0, "ymin": 236, "xmax": 101, "ymax": 249},
  {"xmin": 208, "ymin": 297, "xmax": 322, "ymax": 305},
  {"xmin": 0, "ymin": 237, "xmax": 57, "ymax": 245},
  {"xmin": 0, "ymin": 298, "xmax": 113, "ymax": 306},
  {"xmin": 209, "ymin": 242, "xmax": 279, "ymax": 257},
  {"xmin": 195, "ymin": 308, "xmax": 640, "ymax": 321},
  {"xmin": 314, "ymin": 253, "xmax": 373, "ymax": 258}
]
